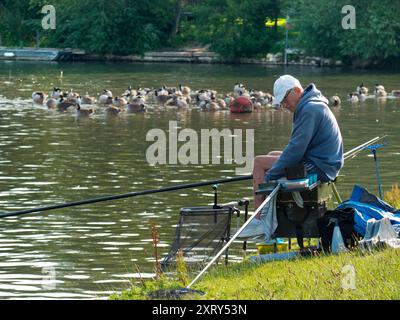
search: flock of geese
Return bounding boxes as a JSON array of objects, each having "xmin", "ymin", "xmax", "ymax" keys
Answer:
[
  {"xmin": 330, "ymin": 83, "xmax": 400, "ymax": 107},
  {"xmin": 31, "ymin": 83, "xmax": 274, "ymax": 118},
  {"xmin": 30, "ymin": 82, "xmax": 400, "ymax": 118}
]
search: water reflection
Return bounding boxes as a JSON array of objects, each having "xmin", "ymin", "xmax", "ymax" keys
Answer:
[{"xmin": 0, "ymin": 62, "xmax": 400, "ymax": 299}]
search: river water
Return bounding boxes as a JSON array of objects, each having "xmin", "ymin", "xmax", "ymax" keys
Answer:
[{"xmin": 0, "ymin": 61, "xmax": 399, "ymax": 299}]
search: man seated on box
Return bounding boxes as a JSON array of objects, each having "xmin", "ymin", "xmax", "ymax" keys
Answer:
[{"xmin": 241, "ymin": 75, "xmax": 344, "ymax": 239}]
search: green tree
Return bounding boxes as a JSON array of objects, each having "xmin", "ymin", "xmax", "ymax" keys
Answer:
[
  {"xmin": 339, "ymin": 0, "xmax": 400, "ymax": 66},
  {"xmin": 2, "ymin": 0, "xmax": 177, "ymax": 55},
  {"xmin": 291, "ymin": 0, "xmax": 400, "ymax": 67},
  {"xmin": 47, "ymin": 0, "xmax": 177, "ymax": 55},
  {"xmin": 188, "ymin": 0, "xmax": 283, "ymax": 60},
  {"xmin": 0, "ymin": 0, "xmax": 42, "ymax": 46}
]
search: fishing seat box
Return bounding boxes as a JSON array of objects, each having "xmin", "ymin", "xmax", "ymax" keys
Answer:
[{"xmin": 257, "ymin": 180, "xmax": 335, "ymax": 245}]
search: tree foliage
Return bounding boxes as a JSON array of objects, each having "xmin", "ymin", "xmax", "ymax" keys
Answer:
[
  {"xmin": 1, "ymin": 0, "xmax": 176, "ymax": 55},
  {"xmin": 47, "ymin": 0, "xmax": 176, "ymax": 55},
  {"xmin": 0, "ymin": 0, "xmax": 43, "ymax": 46},
  {"xmin": 185, "ymin": 0, "xmax": 283, "ymax": 60},
  {"xmin": 0, "ymin": 0, "xmax": 399, "ymax": 66},
  {"xmin": 291, "ymin": 0, "xmax": 400, "ymax": 67}
]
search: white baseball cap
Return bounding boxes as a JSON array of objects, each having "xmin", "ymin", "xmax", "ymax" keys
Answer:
[{"xmin": 272, "ymin": 75, "xmax": 302, "ymax": 107}]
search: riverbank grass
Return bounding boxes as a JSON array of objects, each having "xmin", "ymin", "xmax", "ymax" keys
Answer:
[
  {"xmin": 110, "ymin": 248, "xmax": 400, "ymax": 300},
  {"xmin": 385, "ymin": 184, "xmax": 400, "ymax": 209}
]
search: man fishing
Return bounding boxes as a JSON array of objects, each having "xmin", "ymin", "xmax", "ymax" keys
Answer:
[{"xmin": 240, "ymin": 74, "xmax": 344, "ymax": 238}]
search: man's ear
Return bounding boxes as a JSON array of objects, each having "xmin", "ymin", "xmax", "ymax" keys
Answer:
[{"xmin": 293, "ymin": 86, "xmax": 303, "ymax": 95}]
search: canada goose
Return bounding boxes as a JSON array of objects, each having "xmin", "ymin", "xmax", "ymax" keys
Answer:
[
  {"xmin": 99, "ymin": 89, "xmax": 114, "ymax": 105},
  {"xmin": 46, "ymin": 98, "xmax": 58, "ymax": 109},
  {"xmin": 347, "ymin": 93, "xmax": 359, "ymax": 104},
  {"xmin": 157, "ymin": 87, "xmax": 169, "ymax": 96},
  {"xmin": 216, "ymin": 98, "xmax": 227, "ymax": 109},
  {"xmin": 81, "ymin": 94, "xmax": 96, "ymax": 105},
  {"xmin": 251, "ymin": 90, "xmax": 271, "ymax": 108},
  {"xmin": 358, "ymin": 93, "xmax": 367, "ymax": 102},
  {"xmin": 198, "ymin": 100, "xmax": 208, "ymax": 110},
  {"xmin": 374, "ymin": 84, "xmax": 387, "ymax": 98},
  {"xmin": 179, "ymin": 84, "xmax": 191, "ymax": 96},
  {"xmin": 105, "ymin": 105, "xmax": 123, "ymax": 116},
  {"xmin": 253, "ymin": 101, "xmax": 262, "ymax": 111},
  {"xmin": 375, "ymin": 89, "xmax": 387, "ymax": 98},
  {"xmin": 250, "ymin": 89, "xmax": 266, "ymax": 100},
  {"xmin": 113, "ymin": 96, "xmax": 127, "ymax": 108},
  {"xmin": 75, "ymin": 104, "xmax": 94, "ymax": 118},
  {"xmin": 103, "ymin": 89, "xmax": 113, "ymax": 97},
  {"xmin": 250, "ymin": 96, "xmax": 266, "ymax": 111},
  {"xmin": 51, "ymin": 87, "xmax": 64, "ymax": 99},
  {"xmin": 209, "ymin": 90, "xmax": 218, "ymax": 98},
  {"xmin": 391, "ymin": 90, "xmax": 400, "ymax": 98},
  {"xmin": 137, "ymin": 87, "xmax": 151, "ymax": 97},
  {"xmin": 127, "ymin": 103, "xmax": 146, "ymax": 113},
  {"xmin": 175, "ymin": 96, "xmax": 188, "ymax": 109},
  {"xmin": 173, "ymin": 89, "xmax": 183, "ymax": 97},
  {"xmin": 126, "ymin": 104, "xmax": 147, "ymax": 113},
  {"xmin": 165, "ymin": 96, "xmax": 188, "ymax": 109},
  {"xmin": 182, "ymin": 94, "xmax": 192, "ymax": 105},
  {"xmin": 67, "ymin": 89, "xmax": 80, "ymax": 100},
  {"xmin": 357, "ymin": 83, "xmax": 369, "ymax": 95},
  {"xmin": 129, "ymin": 95, "xmax": 146, "ymax": 106},
  {"xmin": 264, "ymin": 93, "xmax": 274, "ymax": 104},
  {"xmin": 154, "ymin": 89, "xmax": 170, "ymax": 105},
  {"xmin": 99, "ymin": 95, "xmax": 113, "ymax": 105},
  {"xmin": 57, "ymin": 96, "xmax": 76, "ymax": 112},
  {"xmin": 256, "ymin": 98, "xmax": 268, "ymax": 108},
  {"xmin": 206, "ymin": 101, "xmax": 220, "ymax": 112},
  {"xmin": 122, "ymin": 86, "xmax": 137, "ymax": 98},
  {"xmin": 162, "ymin": 85, "xmax": 177, "ymax": 95},
  {"xmin": 256, "ymin": 93, "xmax": 273, "ymax": 108},
  {"xmin": 239, "ymin": 90, "xmax": 251, "ymax": 98},
  {"xmin": 126, "ymin": 95, "xmax": 147, "ymax": 113},
  {"xmin": 68, "ymin": 95, "xmax": 82, "ymax": 105},
  {"xmin": 233, "ymin": 83, "xmax": 245, "ymax": 96},
  {"xmin": 145, "ymin": 89, "xmax": 156, "ymax": 101},
  {"xmin": 197, "ymin": 90, "xmax": 210, "ymax": 102},
  {"xmin": 32, "ymin": 91, "xmax": 47, "ymax": 104},
  {"xmin": 330, "ymin": 96, "xmax": 341, "ymax": 107}
]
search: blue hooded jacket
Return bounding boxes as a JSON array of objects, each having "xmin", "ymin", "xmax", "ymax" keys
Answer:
[{"xmin": 265, "ymin": 84, "xmax": 344, "ymax": 181}]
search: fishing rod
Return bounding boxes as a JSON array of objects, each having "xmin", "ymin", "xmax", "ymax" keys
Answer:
[
  {"xmin": 343, "ymin": 136, "xmax": 386, "ymax": 161},
  {"xmin": 0, "ymin": 136, "xmax": 383, "ymax": 219},
  {"xmin": 0, "ymin": 175, "xmax": 252, "ymax": 218}
]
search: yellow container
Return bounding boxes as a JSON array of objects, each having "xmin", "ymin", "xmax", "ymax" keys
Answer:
[{"xmin": 257, "ymin": 242, "xmax": 289, "ymax": 254}]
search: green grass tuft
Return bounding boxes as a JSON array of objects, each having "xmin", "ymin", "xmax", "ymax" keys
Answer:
[{"xmin": 385, "ymin": 185, "xmax": 400, "ymax": 209}]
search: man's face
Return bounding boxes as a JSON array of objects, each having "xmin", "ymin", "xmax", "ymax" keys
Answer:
[{"xmin": 281, "ymin": 87, "xmax": 302, "ymax": 113}]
